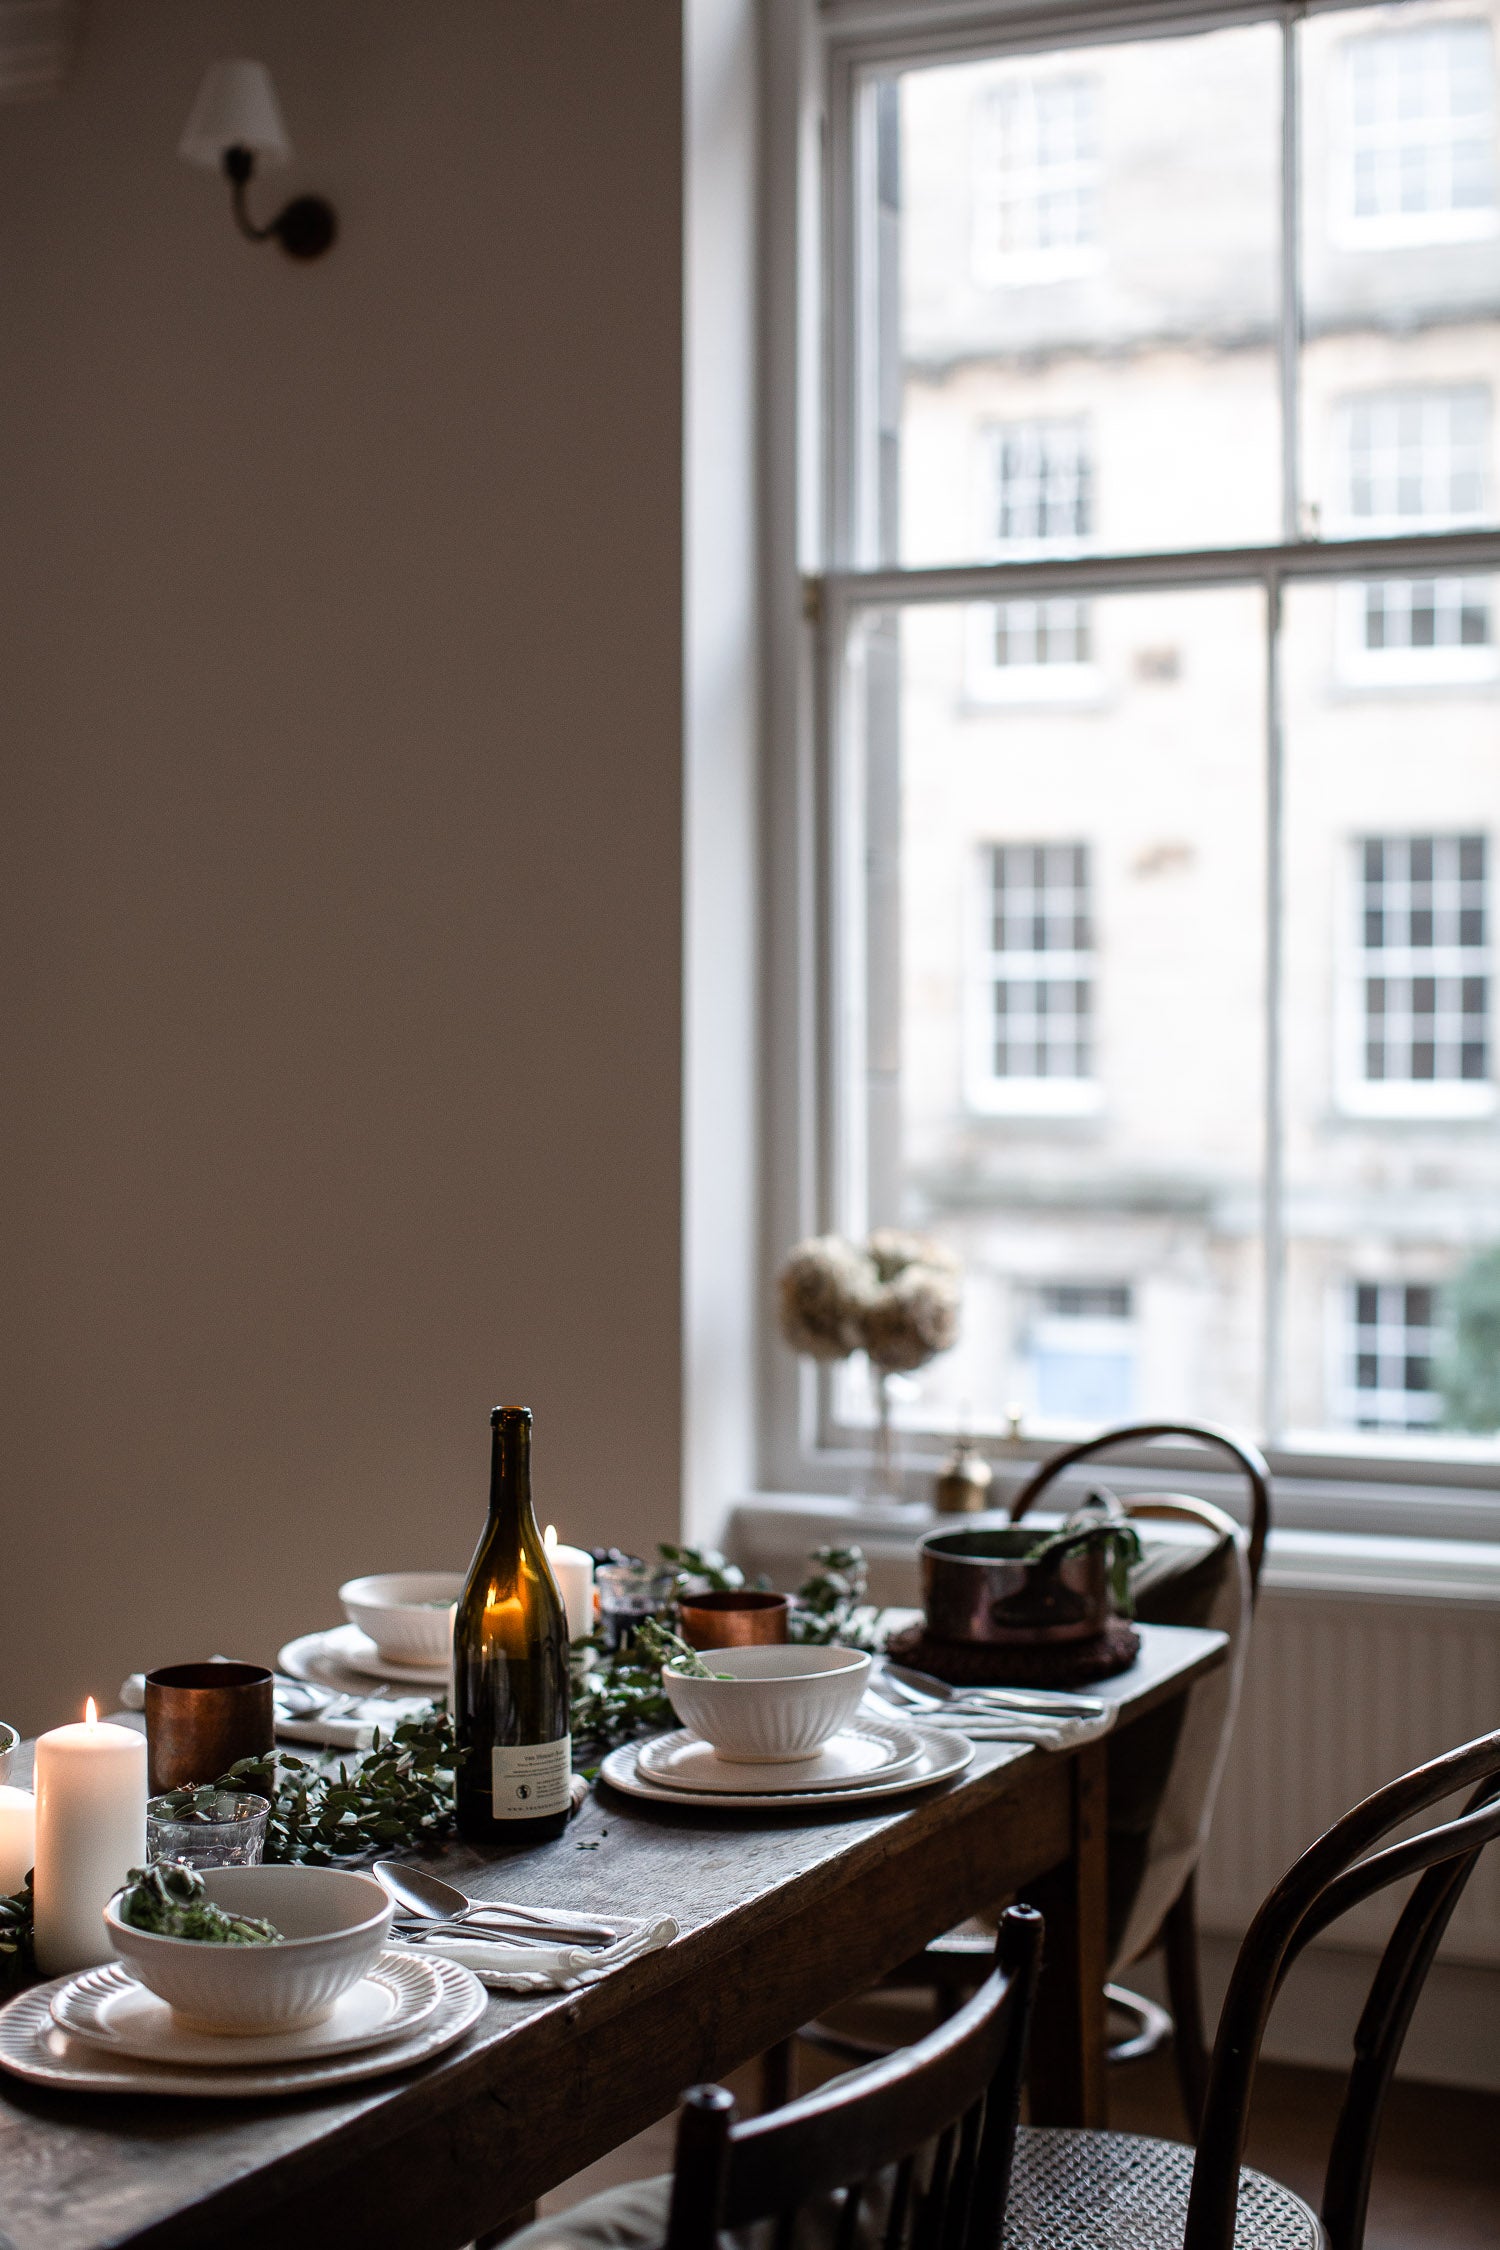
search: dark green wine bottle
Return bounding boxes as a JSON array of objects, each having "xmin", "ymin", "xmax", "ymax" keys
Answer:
[{"xmin": 454, "ymin": 1407, "xmax": 572, "ymax": 1844}]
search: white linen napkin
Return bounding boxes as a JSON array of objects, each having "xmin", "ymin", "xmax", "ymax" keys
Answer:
[
  {"xmin": 865, "ymin": 1691, "xmax": 1116, "ymax": 1751},
  {"xmin": 118, "ymin": 1670, "xmax": 435, "ymax": 1753},
  {"xmin": 393, "ymin": 1910, "xmax": 678, "ymax": 1992}
]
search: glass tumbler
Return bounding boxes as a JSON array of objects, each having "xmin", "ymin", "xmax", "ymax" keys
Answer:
[
  {"xmin": 595, "ymin": 1562, "xmax": 674, "ymax": 1655},
  {"xmin": 146, "ymin": 1790, "xmax": 270, "ymax": 1869}
]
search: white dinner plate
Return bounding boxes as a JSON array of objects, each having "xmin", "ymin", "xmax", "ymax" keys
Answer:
[
  {"xmin": 0, "ymin": 1955, "xmax": 485, "ymax": 2098},
  {"xmin": 637, "ymin": 1716, "xmax": 924, "ymax": 1796},
  {"xmin": 600, "ymin": 1725, "xmax": 974, "ymax": 1810},
  {"xmin": 50, "ymin": 1949, "xmax": 444, "ymax": 2067},
  {"xmin": 278, "ymin": 1625, "xmax": 452, "ymax": 1692}
]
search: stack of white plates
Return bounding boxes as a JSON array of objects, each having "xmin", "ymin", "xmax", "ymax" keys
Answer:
[
  {"xmin": 600, "ymin": 1714, "xmax": 973, "ymax": 1809},
  {"xmin": 278, "ymin": 1625, "xmax": 451, "ymax": 1695},
  {"xmin": 0, "ymin": 1950, "xmax": 486, "ymax": 2098}
]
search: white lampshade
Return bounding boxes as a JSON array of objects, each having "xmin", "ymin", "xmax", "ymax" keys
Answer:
[{"xmin": 179, "ymin": 60, "xmax": 292, "ymax": 170}]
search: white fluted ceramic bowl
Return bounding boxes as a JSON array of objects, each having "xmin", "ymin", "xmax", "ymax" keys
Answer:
[
  {"xmin": 339, "ymin": 1573, "xmax": 462, "ymax": 1666},
  {"xmin": 662, "ymin": 1644, "xmax": 872, "ymax": 1762},
  {"xmin": 105, "ymin": 1866, "xmax": 391, "ymax": 2034},
  {"xmin": 0, "ymin": 1724, "xmax": 16, "ymax": 1784}
]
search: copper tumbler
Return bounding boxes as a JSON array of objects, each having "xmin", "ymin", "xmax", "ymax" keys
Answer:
[
  {"xmin": 144, "ymin": 1662, "xmax": 276, "ymax": 1795},
  {"xmin": 677, "ymin": 1590, "xmax": 790, "ymax": 1650}
]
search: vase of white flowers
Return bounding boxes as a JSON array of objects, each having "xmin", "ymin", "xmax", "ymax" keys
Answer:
[{"xmin": 777, "ymin": 1229, "xmax": 962, "ymax": 1511}]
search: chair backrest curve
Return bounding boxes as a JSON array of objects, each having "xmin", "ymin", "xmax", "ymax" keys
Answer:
[
  {"xmin": 1006, "ymin": 1420, "xmax": 1271, "ymax": 1597},
  {"xmin": 1181, "ymin": 1729, "xmax": 1500, "ymax": 2250}
]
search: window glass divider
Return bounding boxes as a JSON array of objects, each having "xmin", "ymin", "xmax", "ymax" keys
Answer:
[
  {"xmin": 1264, "ymin": 567, "xmax": 1288, "ymax": 1445},
  {"xmin": 817, "ymin": 527, "xmax": 1500, "ymax": 607}
]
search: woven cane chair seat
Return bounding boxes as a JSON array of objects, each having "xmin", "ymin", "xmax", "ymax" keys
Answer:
[{"xmin": 1002, "ymin": 2128, "xmax": 1326, "ymax": 2250}]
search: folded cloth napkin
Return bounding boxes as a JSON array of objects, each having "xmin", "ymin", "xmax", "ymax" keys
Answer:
[
  {"xmin": 864, "ymin": 1691, "xmax": 1116, "ymax": 1752},
  {"xmin": 118, "ymin": 1669, "xmax": 435, "ymax": 1753},
  {"xmin": 393, "ymin": 1909, "xmax": 677, "ymax": 1993}
]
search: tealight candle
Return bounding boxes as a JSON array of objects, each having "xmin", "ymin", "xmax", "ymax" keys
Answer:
[
  {"xmin": 543, "ymin": 1524, "xmax": 596, "ymax": 1643},
  {"xmin": 33, "ymin": 1701, "xmax": 147, "ymax": 1976},
  {"xmin": 0, "ymin": 1787, "xmax": 35, "ymax": 1895}
]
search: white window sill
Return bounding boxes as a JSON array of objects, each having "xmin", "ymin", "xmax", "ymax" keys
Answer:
[
  {"xmin": 966, "ymin": 1077, "xmax": 1103, "ymax": 1116},
  {"xmin": 1337, "ymin": 652, "xmax": 1500, "ymax": 690},
  {"xmin": 1332, "ymin": 211, "xmax": 1500, "ymax": 251},
  {"xmin": 965, "ymin": 663, "xmax": 1104, "ymax": 707},
  {"xmin": 1335, "ymin": 1083, "xmax": 1497, "ymax": 1121},
  {"xmin": 725, "ymin": 1490, "xmax": 1500, "ymax": 1608}
]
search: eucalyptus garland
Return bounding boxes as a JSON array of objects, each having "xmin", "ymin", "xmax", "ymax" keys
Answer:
[
  {"xmin": 152, "ymin": 1703, "xmax": 458, "ymax": 1866},
  {"xmin": 0, "ymin": 1542, "xmax": 875, "ymax": 1990},
  {"xmin": 0, "ymin": 1876, "xmax": 33, "ymax": 1999}
]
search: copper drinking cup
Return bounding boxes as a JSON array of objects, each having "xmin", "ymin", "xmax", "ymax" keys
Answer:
[
  {"xmin": 677, "ymin": 1591, "xmax": 791, "ymax": 1650},
  {"xmin": 144, "ymin": 1662, "xmax": 276, "ymax": 1795}
]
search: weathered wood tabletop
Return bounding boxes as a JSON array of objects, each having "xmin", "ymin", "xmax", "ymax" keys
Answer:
[{"xmin": 0, "ymin": 1623, "xmax": 1224, "ymax": 2250}]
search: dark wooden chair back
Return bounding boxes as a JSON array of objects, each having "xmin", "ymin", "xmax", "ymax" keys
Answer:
[
  {"xmin": 663, "ymin": 1906, "xmax": 1043, "ymax": 2250},
  {"xmin": 1184, "ymin": 1726, "xmax": 1500, "ymax": 2250},
  {"xmin": 1007, "ymin": 1419, "xmax": 1272, "ymax": 1597}
]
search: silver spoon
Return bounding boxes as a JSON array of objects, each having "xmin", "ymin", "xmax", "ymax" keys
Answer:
[{"xmin": 373, "ymin": 1861, "xmax": 618, "ymax": 1945}]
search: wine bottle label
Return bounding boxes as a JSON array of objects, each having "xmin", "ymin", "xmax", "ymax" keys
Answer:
[{"xmin": 489, "ymin": 1736, "xmax": 572, "ymax": 1819}]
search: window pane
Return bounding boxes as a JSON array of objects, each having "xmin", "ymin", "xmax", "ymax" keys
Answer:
[
  {"xmin": 1281, "ymin": 579, "xmax": 1500, "ymax": 1454},
  {"xmin": 1300, "ymin": 3, "xmax": 1500, "ymax": 539},
  {"xmin": 840, "ymin": 589, "xmax": 1266, "ymax": 1441},
  {"xmin": 869, "ymin": 24, "xmax": 1283, "ymax": 566}
]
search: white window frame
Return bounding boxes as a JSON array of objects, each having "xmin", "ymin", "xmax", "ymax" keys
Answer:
[
  {"xmin": 971, "ymin": 67, "xmax": 1104, "ymax": 286},
  {"xmin": 965, "ymin": 841, "xmax": 1102, "ymax": 1114},
  {"xmin": 965, "ymin": 417, "xmax": 1101, "ymax": 698},
  {"xmin": 762, "ymin": 0, "xmax": 1500, "ymax": 1536},
  {"xmin": 1336, "ymin": 831, "xmax": 1497, "ymax": 1118},
  {"xmin": 1331, "ymin": 383, "xmax": 1497, "ymax": 683},
  {"xmin": 964, "ymin": 596, "xmax": 1103, "ymax": 702},
  {"xmin": 1335, "ymin": 574, "xmax": 1499, "ymax": 685},
  {"xmin": 1333, "ymin": 15, "xmax": 1500, "ymax": 249},
  {"xmin": 1335, "ymin": 1278, "xmax": 1444, "ymax": 1431},
  {"xmin": 1023, "ymin": 1281, "xmax": 1138, "ymax": 1426}
]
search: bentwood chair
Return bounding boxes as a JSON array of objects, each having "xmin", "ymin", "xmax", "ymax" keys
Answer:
[
  {"xmin": 1008, "ymin": 1420, "xmax": 1271, "ymax": 2129},
  {"xmin": 800, "ymin": 1422, "xmax": 1268, "ymax": 2133},
  {"xmin": 1002, "ymin": 1726, "xmax": 1500, "ymax": 2250},
  {"xmin": 503, "ymin": 1907, "xmax": 1043, "ymax": 2250}
]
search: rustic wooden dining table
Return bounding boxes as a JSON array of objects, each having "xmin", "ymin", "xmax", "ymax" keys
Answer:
[{"xmin": 0, "ymin": 1622, "xmax": 1224, "ymax": 2250}]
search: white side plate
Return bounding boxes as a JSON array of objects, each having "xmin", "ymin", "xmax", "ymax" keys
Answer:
[
  {"xmin": 0, "ymin": 1956, "xmax": 484, "ymax": 2098},
  {"xmin": 50, "ymin": 1949, "xmax": 444, "ymax": 2067},
  {"xmin": 600, "ymin": 1726, "xmax": 974, "ymax": 1809},
  {"xmin": 637, "ymin": 1716, "xmax": 923, "ymax": 1795},
  {"xmin": 278, "ymin": 1625, "xmax": 451, "ymax": 1692}
]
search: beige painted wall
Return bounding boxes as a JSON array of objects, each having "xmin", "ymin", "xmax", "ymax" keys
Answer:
[{"xmin": 0, "ymin": 0, "xmax": 688, "ymax": 1736}]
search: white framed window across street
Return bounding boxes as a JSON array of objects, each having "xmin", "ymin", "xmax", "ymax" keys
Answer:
[
  {"xmin": 972, "ymin": 71, "xmax": 1102, "ymax": 285},
  {"xmin": 1338, "ymin": 1280, "xmax": 1443, "ymax": 1430},
  {"xmin": 1338, "ymin": 833, "xmax": 1495, "ymax": 1116},
  {"xmin": 967, "ymin": 842, "xmax": 1100, "ymax": 1113},
  {"xmin": 966, "ymin": 419, "xmax": 1099, "ymax": 699},
  {"xmin": 1333, "ymin": 385, "xmax": 1498, "ymax": 681},
  {"xmin": 1336, "ymin": 17, "xmax": 1499, "ymax": 246},
  {"xmin": 768, "ymin": 0, "xmax": 1500, "ymax": 1517},
  {"xmin": 1024, "ymin": 1282, "xmax": 1137, "ymax": 1423}
]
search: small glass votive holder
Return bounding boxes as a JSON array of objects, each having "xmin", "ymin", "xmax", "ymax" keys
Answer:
[
  {"xmin": 595, "ymin": 1561, "xmax": 674, "ymax": 1655},
  {"xmin": 146, "ymin": 1790, "xmax": 270, "ymax": 1870}
]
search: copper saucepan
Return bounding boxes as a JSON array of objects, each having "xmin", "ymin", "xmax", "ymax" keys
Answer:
[{"xmin": 919, "ymin": 1520, "xmax": 1112, "ymax": 1647}]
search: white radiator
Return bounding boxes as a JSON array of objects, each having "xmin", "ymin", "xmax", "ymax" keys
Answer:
[{"xmin": 1198, "ymin": 1587, "xmax": 1500, "ymax": 1967}]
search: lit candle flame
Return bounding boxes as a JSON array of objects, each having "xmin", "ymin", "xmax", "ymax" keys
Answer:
[
  {"xmin": 84, "ymin": 1697, "xmax": 98, "ymax": 1728},
  {"xmin": 544, "ymin": 1524, "xmax": 557, "ymax": 1550}
]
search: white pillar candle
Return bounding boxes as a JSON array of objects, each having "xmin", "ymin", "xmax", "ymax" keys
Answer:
[
  {"xmin": 0, "ymin": 1787, "xmax": 35, "ymax": 1896},
  {"xmin": 33, "ymin": 1702, "xmax": 147, "ymax": 1977},
  {"xmin": 543, "ymin": 1525, "xmax": 596, "ymax": 1643}
]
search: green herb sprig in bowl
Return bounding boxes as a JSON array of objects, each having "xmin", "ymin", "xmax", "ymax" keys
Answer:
[{"xmin": 118, "ymin": 1863, "xmax": 281, "ymax": 1945}]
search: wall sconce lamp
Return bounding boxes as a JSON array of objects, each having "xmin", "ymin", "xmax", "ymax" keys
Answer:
[{"xmin": 180, "ymin": 60, "xmax": 336, "ymax": 261}]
